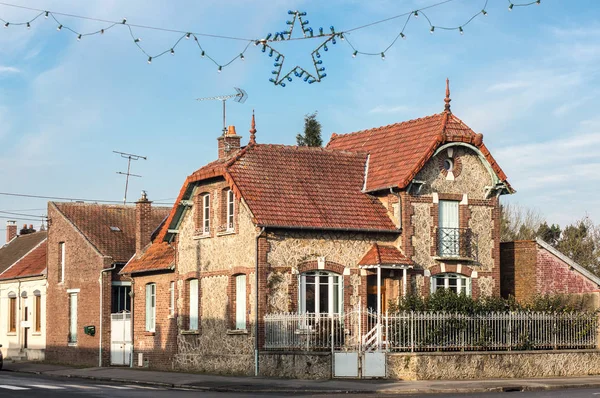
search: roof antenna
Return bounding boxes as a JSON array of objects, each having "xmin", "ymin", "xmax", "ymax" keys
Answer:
[
  {"xmin": 196, "ymin": 87, "xmax": 248, "ymax": 135},
  {"xmin": 444, "ymin": 78, "xmax": 451, "ymax": 113},
  {"xmin": 113, "ymin": 150, "xmax": 147, "ymax": 205}
]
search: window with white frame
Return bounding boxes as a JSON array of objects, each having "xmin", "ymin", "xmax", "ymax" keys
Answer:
[
  {"xmin": 202, "ymin": 194, "xmax": 210, "ymax": 234},
  {"xmin": 299, "ymin": 271, "xmax": 342, "ymax": 315},
  {"xmin": 189, "ymin": 279, "xmax": 198, "ymax": 330},
  {"xmin": 226, "ymin": 189, "xmax": 235, "ymax": 231},
  {"xmin": 68, "ymin": 293, "xmax": 78, "ymax": 343},
  {"xmin": 169, "ymin": 281, "xmax": 175, "ymax": 317},
  {"xmin": 431, "ymin": 273, "xmax": 471, "ymax": 296},
  {"xmin": 235, "ymin": 274, "xmax": 246, "ymax": 330},
  {"xmin": 145, "ymin": 283, "xmax": 156, "ymax": 332}
]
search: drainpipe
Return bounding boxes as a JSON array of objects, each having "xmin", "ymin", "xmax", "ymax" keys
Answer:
[
  {"xmin": 99, "ymin": 263, "xmax": 117, "ymax": 367},
  {"xmin": 390, "ymin": 188, "xmax": 402, "ymax": 229},
  {"xmin": 254, "ymin": 227, "xmax": 265, "ymax": 377},
  {"xmin": 17, "ymin": 280, "xmax": 21, "ymax": 353},
  {"xmin": 123, "ymin": 273, "xmax": 135, "ymax": 368}
]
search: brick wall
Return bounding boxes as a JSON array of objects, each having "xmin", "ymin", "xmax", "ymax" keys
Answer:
[
  {"xmin": 500, "ymin": 240, "xmax": 598, "ymax": 302},
  {"xmin": 131, "ymin": 272, "xmax": 177, "ymax": 370},
  {"xmin": 46, "ymin": 203, "xmax": 113, "ymax": 367}
]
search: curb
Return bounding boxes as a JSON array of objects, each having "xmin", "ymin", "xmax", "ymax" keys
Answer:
[{"xmin": 5, "ymin": 368, "xmax": 600, "ymax": 395}]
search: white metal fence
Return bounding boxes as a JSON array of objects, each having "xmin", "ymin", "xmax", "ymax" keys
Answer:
[{"xmin": 264, "ymin": 310, "xmax": 598, "ymax": 352}]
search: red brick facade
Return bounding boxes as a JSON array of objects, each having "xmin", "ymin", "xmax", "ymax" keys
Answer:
[{"xmin": 500, "ymin": 240, "xmax": 600, "ymax": 302}]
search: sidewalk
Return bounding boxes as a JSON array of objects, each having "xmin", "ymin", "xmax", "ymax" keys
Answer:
[{"xmin": 4, "ymin": 361, "xmax": 600, "ymax": 394}]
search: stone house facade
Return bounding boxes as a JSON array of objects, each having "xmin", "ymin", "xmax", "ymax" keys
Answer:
[
  {"xmin": 500, "ymin": 238, "xmax": 600, "ymax": 302},
  {"xmin": 45, "ymin": 200, "xmax": 168, "ymax": 367},
  {"xmin": 0, "ymin": 227, "xmax": 47, "ymax": 361},
  {"xmin": 125, "ymin": 84, "xmax": 513, "ymax": 374}
]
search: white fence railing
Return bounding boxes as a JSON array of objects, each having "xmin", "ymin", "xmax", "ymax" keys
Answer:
[{"xmin": 264, "ymin": 310, "xmax": 598, "ymax": 352}]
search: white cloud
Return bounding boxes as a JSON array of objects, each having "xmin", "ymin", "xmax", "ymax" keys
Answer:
[
  {"xmin": 486, "ymin": 80, "xmax": 531, "ymax": 92},
  {"xmin": 0, "ymin": 66, "xmax": 20, "ymax": 74}
]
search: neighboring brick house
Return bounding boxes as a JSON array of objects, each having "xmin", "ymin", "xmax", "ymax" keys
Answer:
[
  {"xmin": 0, "ymin": 224, "xmax": 47, "ymax": 361},
  {"xmin": 127, "ymin": 82, "xmax": 513, "ymax": 374},
  {"xmin": 45, "ymin": 200, "xmax": 169, "ymax": 367},
  {"xmin": 500, "ymin": 238, "xmax": 600, "ymax": 302}
]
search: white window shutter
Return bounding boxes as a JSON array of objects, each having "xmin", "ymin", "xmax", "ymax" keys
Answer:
[
  {"xmin": 236, "ymin": 275, "xmax": 246, "ymax": 330},
  {"xmin": 189, "ymin": 279, "xmax": 199, "ymax": 330}
]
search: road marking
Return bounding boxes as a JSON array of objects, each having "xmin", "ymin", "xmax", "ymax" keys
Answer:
[
  {"xmin": 0, "ymin": 385, "xmax": 29, "ymax": 390},
  {"xmin": 124, "ymin": 384, "xmax": 162, "ymax": 390},
  {"xmin": 63, "ymin": 384, "xmax": 99, "ymax": 390},
  {"xmin": 95, "ymin": 384, "xmax": 134, "ymax": 390},
  {"xmin": 29, "ymin": 384, "xmax": 66, "ymax": 390}
]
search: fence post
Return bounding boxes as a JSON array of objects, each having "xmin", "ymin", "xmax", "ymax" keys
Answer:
[
  {"xmin": 508, "ymin": 312, "xmax": 512, "ymax": 351},
  {"xmin": 410, "ymin": 311, "xmax": 415, "ymax": 353}
]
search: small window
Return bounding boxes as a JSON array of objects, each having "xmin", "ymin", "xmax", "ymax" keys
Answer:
[
  {"xmin": 235, "ymin": 275, "xmax": 246, "ymax": 330},
  {"xmin": 109, "ymin": 226, "xmax": 121, "ymax": 232},
  {"xmin": 431, "ymin": 273, "xmax": 471, "ymax": 296},
  {"xmin": 111, "ymin": 285, "xmax": 131, "ymax": 313},
  {"xmin": 145, "ymin": 284, "xmax": 156, "ymax": 332},
  {"xmin": 68, "ymin": 293, "xmax": 78, "ymax": 343},
  {"xmin": 189, "ymin": 279, "xmax": 199, "ymax": 330},
  {"xmin": 226, "ymin": 190, "xmax": 235, "ymax": 231},
  {"xmin": 443, "ymin": 158, "xmax": 454, "ymax": 171},
  {"xmin": 8, "ymin": 294, "xmax": 17, "ymax": 333},
  {"xmin": 169, "ymin": 281, "xmax": 175, "ymax": 317},
  {"xmin": 202, "ymin": 194, "xmax": 210, "ymax": 234},
  {"xmin": 58, "ymin": 242, "xmax": 66, "ymax": 283}
]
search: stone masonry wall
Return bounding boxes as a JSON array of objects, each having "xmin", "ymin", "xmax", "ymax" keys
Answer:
[
  {"xmin": 409, "ymin": 145, "xmax": 500, "ymax": 298},
  {"xmin": 173, "ymin": 179, "xmax": 256, "ymax": 375}
]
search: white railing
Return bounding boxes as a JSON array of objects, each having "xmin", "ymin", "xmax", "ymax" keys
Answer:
[{"xmin": 264, "ymin": 310, "xmax": 598, "ymax": 352}]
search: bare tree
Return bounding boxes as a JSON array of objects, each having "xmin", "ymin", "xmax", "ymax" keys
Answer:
[{"xmin": 500, "ymin": 203, "xmax": 545, "ymax": 242}]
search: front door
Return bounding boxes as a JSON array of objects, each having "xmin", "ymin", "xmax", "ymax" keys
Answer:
[
  {"xmin": 366, "ymin": 275, "xmax": 386, "ymax": 313},
  {"xmin": 110, "ymin": 312, "xmax": 132, "ymax": 366},
  {"xmin": 23, "ymin": 306, "xmax": 28, "ymax": 349}
]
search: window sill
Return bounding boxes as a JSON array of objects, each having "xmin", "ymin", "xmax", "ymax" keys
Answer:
[
  {"xmin": 7, "ymin": 332, "xmax": 16, "ymax": 336},
  {"xmin": 143, "ymin": 331, "xmax": 156, "ymax": 336},
  {"xmin": 226, "ymin": 329, "xmax": 249, "ymax": 335},
  {"xmin": 32, "ymin": 333, "xmax": 42, "ymax": 336},
  {"xmin": 193, "ymin": 234, "xmax": 212, "ymax": 240},
  {"xmin": 217, "ymin": 230, "xmax": 236, "ymax": 237},
  {"xmin": 68, "ymin": 342, "xmax": 78, "ymax": 347},
  {"xmin": 432, "ymin": 256, "xmax": 476, "ymax": 262},
  {"xmin": 181, "ymin": 330, "xmax": 200, "ymax": 335}
]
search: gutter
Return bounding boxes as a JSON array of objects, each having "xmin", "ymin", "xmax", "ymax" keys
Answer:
[
  {"xmin": 256, "ymin": 224, "xmax": 400, "ymax": 234},
  {"xmin": 99, "ymin": 262, "xmax": 117, "ymax": 367},
  {"xmin": 254, "ymin": 227, "xmax": 265, "ymax": 377}
]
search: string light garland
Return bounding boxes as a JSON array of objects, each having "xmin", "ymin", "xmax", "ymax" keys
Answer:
[{"xmin": 0, "ymin": 0, "xmax": 542, "ymax": 84}]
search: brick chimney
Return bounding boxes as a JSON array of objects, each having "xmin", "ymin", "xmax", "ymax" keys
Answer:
[
  {"xmin": 19, "ymin": 224, "xmax": 35, "ymax": 236},
  {"xmin": 135, "ymin": 190, "xmax": 153, "ymax": 254},
  {"xmin": 217, "ymin": 125, "xmax": 241, "ymax": 159},
  {"xmin": 6, "ymin": 220, "xmax": 17, "ymax": 243}
]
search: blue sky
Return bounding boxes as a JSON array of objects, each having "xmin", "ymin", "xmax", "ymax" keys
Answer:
[{"xmin": 0, "ymin": 0, "xmax": 599, "ymax": 231}]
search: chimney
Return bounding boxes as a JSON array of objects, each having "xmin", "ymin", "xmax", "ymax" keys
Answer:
[
  {"xmin": 135, "ymin": 190, "xmax": 153, "ymax": 254},
  {"xmin": 6, "ymin": 221, "xmax": 17, "ymax": 243},
  {"xmin": 217, "ymin": 125, "xmax": 241, "ymax": 159},
  {"xmin": 19, "ymin": 224, "xmax": 35, "ymax": 236}
]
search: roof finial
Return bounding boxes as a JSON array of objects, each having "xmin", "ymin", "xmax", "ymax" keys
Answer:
[
  {"xmin": 444, "ymin": 78, "xmax": 451, "ymax": 113},
  {"xmin": 249, "ymin": 109, "xmax": 257, "ymax": 145}
]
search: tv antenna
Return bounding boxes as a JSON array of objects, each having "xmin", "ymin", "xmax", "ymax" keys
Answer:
[
  {"xmin": 196, "ymin": 87, "xmax": 248, "ymax": 135},
  {"xmin": 113, "ymin": 150, "xmax": 147, "ymax": 205}
]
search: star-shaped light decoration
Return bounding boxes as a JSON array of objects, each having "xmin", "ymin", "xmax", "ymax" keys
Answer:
[{"xmin": 257, "ymin": 10, "xmax": 341, "ymax": 87}]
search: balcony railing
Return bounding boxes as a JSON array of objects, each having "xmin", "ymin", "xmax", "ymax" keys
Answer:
[{"xmin": 436, "ymin": 227, "xmax": 477, "ymax": 260}]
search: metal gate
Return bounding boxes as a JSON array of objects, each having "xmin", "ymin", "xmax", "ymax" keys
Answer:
[
  {"xmin": 110, "ymin": 312, "xmax": 132, "ymax": 366},
  {"xmin": 333, "ymin": 308, "xmax": 386, "ymax": 378}
]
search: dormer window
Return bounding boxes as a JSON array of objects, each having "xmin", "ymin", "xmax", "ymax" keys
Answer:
[
  {"xmin": 226, "ymin": 189, "xmax": 234, "ymax": 231},
  {"xmin": 202, "ymin": 194, "xmax": 210, "ymax": 234}
]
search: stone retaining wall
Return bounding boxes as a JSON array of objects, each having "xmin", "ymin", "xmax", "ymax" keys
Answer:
[
  {"xmin": 387, "ymin": 350, "xmax": 600, "ymax": 380},
  {"xmin": 259, "ymin": 351, "xmax": 331, "ymax": 379}
]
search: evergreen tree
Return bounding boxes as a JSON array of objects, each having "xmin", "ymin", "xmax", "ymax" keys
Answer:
[
  {"xmin": 536, "ymin": 222, "xmax": 561, "ymax": 246},
  {"xmin": 296, "ymin": 112, "xmax": 323, "ymax": 147}
]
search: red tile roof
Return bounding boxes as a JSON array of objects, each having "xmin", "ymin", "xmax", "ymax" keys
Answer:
[
  {"xmin": 358, "ymin": 243, "xmax": 413, "ymax": 266},
  {"xmin": 0, "ymin": 231, "xmax": 47, "ymax": 274},
  {"xmin": 53, "ymin": 203, "xmax": 170, "ymax": 263},
  {"xmin": 0, "ymin": 240, "xmax": 46, "ymax": 279},
  {"xmin": 120, "ymin": 241, "xmax": 175, "ymax": 274},
  {"xmin": 227, "ymin": 145, "xmax": 397, "ymax": 231},
  {"xmin": 327, "ymin": 112, "xmax": 511, "ymax": 192}
]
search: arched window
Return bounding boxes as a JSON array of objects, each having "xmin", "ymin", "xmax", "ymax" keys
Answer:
[
  {"xmin": 299, "ymin": 271, "xmax": 342, "ymax": 315},
  {"xmin": 431, "ymin": 273, "xmax": 471, "ymax": 296}
]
